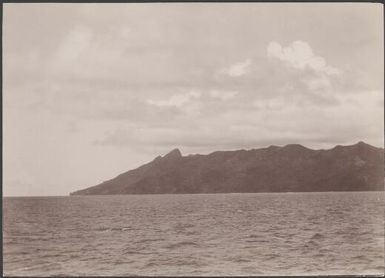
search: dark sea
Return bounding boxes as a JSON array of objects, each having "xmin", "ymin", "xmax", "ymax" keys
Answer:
[{"xmin": 3, "ymin": 192, "xmax": 384, "ymax": 276}]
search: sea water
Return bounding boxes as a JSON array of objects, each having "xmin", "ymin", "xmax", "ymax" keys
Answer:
[{"xmin": 3, "ymin": 192, "xmax": 384, "ymax": 276}]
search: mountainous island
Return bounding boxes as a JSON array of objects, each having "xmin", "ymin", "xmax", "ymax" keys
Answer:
[{"xmin": 70, "ymin": 142, "xmax": 384, "ymax": 195}]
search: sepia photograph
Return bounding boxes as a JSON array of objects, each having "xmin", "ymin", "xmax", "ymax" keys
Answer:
[{"xmin": 3, "ymin": 2, "xmax": 384, "ymax": 276}]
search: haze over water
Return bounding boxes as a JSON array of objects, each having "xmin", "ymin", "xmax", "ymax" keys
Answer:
[{"xmin": 3, "ymin": 192, "xmax": 384, "ymax": 276}]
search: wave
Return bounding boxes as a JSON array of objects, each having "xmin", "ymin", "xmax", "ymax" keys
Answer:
[
  {"xmin": 310, "ymin": 233, "xmax": 325, "ymax": 240},
  {"xmin": 123, "ymin": 250, "xmax": 151, "ymax": 255},
  {"xmin": 245, "ymin": 239, "xmax": 268, "ymax": 243},
  {"xmin": 95, "ymin": 227, "xmax": 133, "ymax": 233},
  {"xmin": 134, "ymin": 238, "xmax": 164, "ymax": 244},
  {"xmin": 164, "ymin": 241, "xmax": 200, "ymax": 249}
]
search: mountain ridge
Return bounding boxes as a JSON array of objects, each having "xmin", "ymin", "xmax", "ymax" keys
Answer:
[{"xmin": 70, "ymin": 142, "xmax": 384, "ymax": 195}]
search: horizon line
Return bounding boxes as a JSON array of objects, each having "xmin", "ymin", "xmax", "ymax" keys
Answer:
[{"xmin": 4, "ymin": 190, "xmax": 385, "ymax": 198}]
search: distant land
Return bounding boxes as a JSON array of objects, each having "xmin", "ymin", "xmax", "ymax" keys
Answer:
[{"xmin": 70, "ymin": 142, "xmax": 384, "ymax": 195}]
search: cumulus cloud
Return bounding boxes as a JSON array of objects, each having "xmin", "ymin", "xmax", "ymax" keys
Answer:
[
  {"xmin": 303, "ymin": 75, "xmax": 332, "ymax": 90},
  {"xmin": 51, "ymin": 25, "xmax": 94, "ymax": 72},
  {"xmin": 209, "ymin": 90, "xmax": 238, "ymax": 101},
  {"xmin": 96, "ymin": 88, "xmax": 383, "ymax": 153},
  {"xmin": 147, "ymin": 90, "xmax": 201, "ymax": 108},
  {"xmin": 267, "ymin": 41, "xmax": 341, "ymax": 75},
  {"xmin": 220, "ymin": 59, "xmax": 252, "ymax": 77},
  {"xmin": 253, "ymin": 97, "xmax": 286, "ymax": 110}
]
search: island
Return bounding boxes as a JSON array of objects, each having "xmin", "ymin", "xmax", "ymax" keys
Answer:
[{"xmin": 70, "ymin": 141, "xmax": 384, "ymax": 195}]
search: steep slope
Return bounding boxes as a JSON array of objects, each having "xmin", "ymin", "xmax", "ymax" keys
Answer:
[{"xmin": 70, "ymin": 142, "xmax": 384, "ymax": 195}]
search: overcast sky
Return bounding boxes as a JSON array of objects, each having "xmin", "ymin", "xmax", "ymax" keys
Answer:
[{"xmin": 3, "ymin": 3, "xmax": 384, "ymax": 196}]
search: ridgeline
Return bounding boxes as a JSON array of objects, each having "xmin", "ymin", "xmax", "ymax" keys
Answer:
[{"xmin": 70, "ymin": 142, "xmax": 384, "ymax": 195}]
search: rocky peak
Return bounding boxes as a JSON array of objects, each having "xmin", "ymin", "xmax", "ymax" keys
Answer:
[
  {"xmin": 162, "ymin": 148, "xmax": 182, "ymax": 160},
  {"xmin": 355, "ymin": 141, "xmax": 370, "ymax": 148}
]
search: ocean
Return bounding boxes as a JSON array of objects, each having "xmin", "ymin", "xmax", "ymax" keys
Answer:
[{"xmin": 3, "ymin": 192, "xmax": 384, "ymax": 276}]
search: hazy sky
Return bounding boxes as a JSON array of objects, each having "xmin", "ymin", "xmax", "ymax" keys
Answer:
[{"xmin": 3, "ymin": 3, "xmax": 384, "ymax": 196}]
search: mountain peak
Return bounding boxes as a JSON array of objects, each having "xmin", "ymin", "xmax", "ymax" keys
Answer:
[
  {"xmin": 351, "ymin": 141, "xmax": 380, "ymax": 152},
  {"xmin": 355, "ymin": 141, "xmax": 369, "ymax": 147},
  {"xmin": 282, "ymin": 144, "xmax": 309, "ymax": 151},
  {"xmin": 163, "ymin": 148, "xmax": 182, "ymax": 159}
]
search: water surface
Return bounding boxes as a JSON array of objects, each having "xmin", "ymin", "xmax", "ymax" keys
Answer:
[{"xmin": 3, "ymin": 192, "xmax": 384, "ymax": 276}]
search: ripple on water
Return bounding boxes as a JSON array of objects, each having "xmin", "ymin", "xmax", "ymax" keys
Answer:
[
  {"xmin": 164, "ymin": 241, "xmax": 200, "ymax": 249},
  {"xmin": 310, "ymin": 233, "xmax": 326, "ymax": 240},
  {"xmin": 3, "ymin": 192, "xmax": 384, "ymax": 276}
]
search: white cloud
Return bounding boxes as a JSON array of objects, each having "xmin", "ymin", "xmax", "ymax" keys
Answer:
[
  {"xmin": 304, "ymin": 76, "xmax": 332, "ymax": 90},
  {"xmin": 52, "ymin": 26, "xmax": 93, "ymax": 71},
  {"xmin": 267, "ymin": 41, "xmax": 341, "ymax": 75},
  {"xmin": 253, "ymin": 97, "xmax": 286, "ymax": 110},
  {"xmin": 147, "ymin": 90, "xmax": 201, "ymax": 108},
  {"xmin": 220, "ymin": 59, "xmax": 252, "ymax": 77},
  {"xmin": 98, "ymin": 88, "xmax": 384, "ymax": 152},
  {"xmin": 209, "ymin": 90, "xmax": 238, "ymax": 101}
]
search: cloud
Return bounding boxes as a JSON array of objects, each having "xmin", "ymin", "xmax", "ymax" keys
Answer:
[
  {"xmin": 253, "ymin": 97, "xmax": 286, "ymax": 110},
  {"xmin": 209, "ymin": 89, "xmax": 238, "ymax": 101},
  {"xmin": 99, "ymin": 89, "xmax": 382, "ymax": 149},
  {"xmin": 4, "ymin": 4, "xmax": 383, "ymax": 199},
  {"xmin": 220, "ymin": 59, "xmax": 252, "ymax": 77},
  {"xmin": 147, "ymin": 90, "xmax": 201, "ymax": 108},
  {"xmin": 303, "ymin": 75, "xmax": 332, "ymax": 90},
  {"xmin": 267, "ymin": 41, "xmax": 341, "ymax": 75},
  {"xmin": 95, "ymin": 87, "xmax": 384, "ymax": 153},
  {"xmin": 52, "ymin": 25, "xmax": 93, "ymax": 72}
]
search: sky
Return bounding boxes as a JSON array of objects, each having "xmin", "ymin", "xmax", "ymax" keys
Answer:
[{"xmin": 3, "ymin": 3, "xmax": 384, "ymax": 196}]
